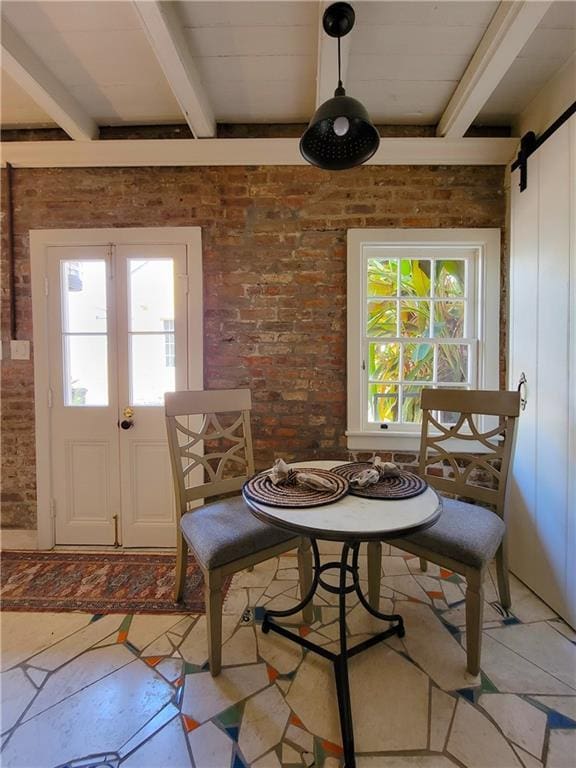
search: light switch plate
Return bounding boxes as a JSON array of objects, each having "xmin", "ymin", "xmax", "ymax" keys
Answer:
[{"xmin": 10, "ymin": 340, "xmax": 31, "ymax": 360}]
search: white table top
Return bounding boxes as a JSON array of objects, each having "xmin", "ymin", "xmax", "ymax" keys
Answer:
[{"xmin": 243, "ymin": 461, "xmax": 442, "ymax": 542}]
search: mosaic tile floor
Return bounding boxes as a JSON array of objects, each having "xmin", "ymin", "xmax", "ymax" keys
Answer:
[{"xmin": 1, "ymin": 544, "xmax": 575, "ymax": 768}]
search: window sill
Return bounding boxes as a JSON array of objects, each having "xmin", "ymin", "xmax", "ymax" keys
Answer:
[
  {"xmin": 346, "ymin": 431, "xmax": 498, "ymax": 454},
  {"xmin": 346, "ymin": 431, "xmax": 421, "ymax": 452}
]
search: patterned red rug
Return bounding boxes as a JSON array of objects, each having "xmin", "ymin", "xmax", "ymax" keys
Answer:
[{"xmin": 0, "ymin": 551, "xmax": 225, "ymax": 614}]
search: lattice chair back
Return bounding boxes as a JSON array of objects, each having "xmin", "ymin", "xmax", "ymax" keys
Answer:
[
  {"xmin": 165, "ymin": 389, "xmax": 255, "ymax": 518},
  {"xmin": 418, "ymin": 389, "xmax": 520, "ymax": 518}
]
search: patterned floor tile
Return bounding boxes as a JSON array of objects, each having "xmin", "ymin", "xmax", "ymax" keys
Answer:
[
  {"xmin": 239, "ymin": 685, "xmax": 290, "ymax": 763},
  {"xmin": 1, "ymin": 557, "xmax": 572, "ymax": 768},
  {"xmin": 485, "ymin": 623, "xmax": 576, "ymax": 690},
  {"xmin": 119, "ymin": 703, "xmax": 181, "ymax": 757},
  {"xmin": 25, "ymin": 645, "xmax": 134, "ymax": 721},
  {"xmin": 0, "ymin": 612, "xmax": 92, "ymax": 672},
  {"xmin": 546, "ymin": 620, "xmax": 576, "ymax": 643},
  {"xmin": 223, "ymin": 627, "xmax": 258, "ymax": 666},
  {"xmin": 257, "ymin": 627, "xmax": 302, "ymax": 674},
  {"xmin": 531, "ymin": 695, "xmax": 576, "ymax": 723},
  {"xmin": 357, "ymin": 759, "xmax": 458, "ymax": 768},
  {"xmin": 252, "ymin": 749, "xmax": 282, "ymax": 768},
  {"xmin": 478, "ymin": 693, "xmax": 547, "ymax": 758},
  {"xmin": 398, "ymin": 601, "xmax": 478, "ymax": 690},
  {"xmin": 429, "ymin": 686, "xmax": 456, "ymax": 751},
  {"xmin": 287, "ymin": 642, "xmax": 429, "ymax": 751},
  {"xmin": 480, "ymin": 634, "xmax": 575, "ymax": 695},
  {"xmin": 26, "ymin": 614, "xmax": 124, "ymax": 671},
  {"xmin": 545, "ymin": 729, "xmax": 576, "ymax": 767},
  {"xmin": 1, "ymin": 660, "xmax": 173, "ymax": 768},
  {"xmin": 188, "ymin": 720, "xmax": 234, "ymax": 768},
  {"xmin": 0, "ymin": 667, "xmax": 36, "ymax": 732},
  {"xmin": 181, "ymin": 664, "xmax": 269, "ymax": 723},
  {"xmin": 122, "ymin": 714, "xmax": 192, "ymax": 767},
  {"xmin": 126, "ymin": 614, "xmax": 182, "ymax": 652},
  {"xmin": 512, "ymin": 744, "xmax": 543, "ymax": 768},
  {"xmin": 447, "ymin": 698, "xmax": 523, "ymax": 767}
]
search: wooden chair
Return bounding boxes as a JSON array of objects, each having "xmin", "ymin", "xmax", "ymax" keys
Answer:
[
  {"xmin": 367, "ymin": 388, "xmax": 520, "ymax": 675},
  {"xmin": 165, "ymin": 388, "xmax": 313, "ymax": 676}
]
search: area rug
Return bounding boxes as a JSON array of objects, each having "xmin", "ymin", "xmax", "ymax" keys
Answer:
[{"xmin": 0, "ymin": 551, "xmax": 228, "ymax": 615}]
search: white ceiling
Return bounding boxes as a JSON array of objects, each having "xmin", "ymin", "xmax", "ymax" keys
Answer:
[{"xmin": 1, "ymin": 0, "xmax": 574, "ymax": 131}]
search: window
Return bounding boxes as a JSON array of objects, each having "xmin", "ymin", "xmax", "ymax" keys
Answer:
[{"xmin": 347, "ymin": 229, "xmax": 500, "ymax": 450}]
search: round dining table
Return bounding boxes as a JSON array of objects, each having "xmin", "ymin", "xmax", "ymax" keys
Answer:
[{"xmin": 242, "ymin": 460, "xmax": 442, "ymax": 768}]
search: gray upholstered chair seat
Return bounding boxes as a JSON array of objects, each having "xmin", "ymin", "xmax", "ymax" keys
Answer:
[
  {"xmin": 180, "ymin": 495, "xmax": 297, "ymax": 569},
  {"xmin": 404, "ymin": 497, "xmax": 505, "ymax": 569}
]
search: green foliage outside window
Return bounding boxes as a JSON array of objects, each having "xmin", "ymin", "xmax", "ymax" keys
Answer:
[{"xmin": 366, "ymin": 258, "xmax": 468, "ymax": 424}]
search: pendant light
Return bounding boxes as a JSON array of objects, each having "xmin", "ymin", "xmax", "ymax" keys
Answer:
[{"xmin": 300, "ymin": 2, "xmax": 380, "ymax": 171}]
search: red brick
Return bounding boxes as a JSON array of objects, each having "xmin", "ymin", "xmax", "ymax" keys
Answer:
[{"xmin": 1, "ymin": 163, "xmax": 506, "ymax": 529}]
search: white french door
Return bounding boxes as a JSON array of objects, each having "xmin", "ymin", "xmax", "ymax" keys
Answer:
[{"xmin": 32, "ymin": 229, "xmax": 203, "ymax": 548}]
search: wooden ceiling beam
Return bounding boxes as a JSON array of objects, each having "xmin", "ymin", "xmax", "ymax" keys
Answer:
[
  {"xmin": 0, "ymin": 137, "xmax": 519, "ymax": 168},
  {"xmin": 437, "ymin": 0, "xmax": 553, "ymax": 138},
  {"xmin": 133, "ymin": 0, "xmax": 216, "ymax": 138},
  {"xmin": 0, "ymin": 19, "xmax": 98, "ymax": 141}
]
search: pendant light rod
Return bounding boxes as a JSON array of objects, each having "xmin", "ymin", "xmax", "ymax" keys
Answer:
[{"xmin": 337, "ymin": 35, "xmax": 342, "ymax": 89}]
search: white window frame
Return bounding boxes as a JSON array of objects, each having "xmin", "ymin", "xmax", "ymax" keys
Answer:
[{"xmin": 347, "ymin": 228, "xmax": 501, "ymax": 451}]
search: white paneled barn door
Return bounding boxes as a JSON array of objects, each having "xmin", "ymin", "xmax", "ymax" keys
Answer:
[
  {"xmin": 31, "ymin": 229, "xmax": 203, "ymax": 549},
  {"xmin": 508, "ymin": 115, "xmax": 576, "ymax": 628}
]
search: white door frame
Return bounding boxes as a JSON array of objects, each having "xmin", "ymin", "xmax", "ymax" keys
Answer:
[{"xmin": 30, "ymin": 227, "xmax": 203, "ymax": 550}]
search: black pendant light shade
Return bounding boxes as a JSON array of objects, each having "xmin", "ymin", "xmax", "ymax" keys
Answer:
[{"xmin": 300, "ymin": 3, "xmax": 380, "ymax": 170}]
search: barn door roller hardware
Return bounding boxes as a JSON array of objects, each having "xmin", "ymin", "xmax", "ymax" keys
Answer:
[{"xmin": 512, "ymin": 101, "xmax": 576, "ymax": 192}]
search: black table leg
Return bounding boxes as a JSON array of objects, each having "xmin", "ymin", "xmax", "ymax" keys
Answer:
[
  {"xmin": 335, "ymin": 543, "xmax": 356, "ymax": 767},
  {"xmin": 261, "ymin": 539, "xmax": 405, "ymax": 768}
]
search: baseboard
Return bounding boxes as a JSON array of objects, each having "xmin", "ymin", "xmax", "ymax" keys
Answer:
[{"xmin": 0, "ymin": 529, "xmax": 38, "ymax": 550}]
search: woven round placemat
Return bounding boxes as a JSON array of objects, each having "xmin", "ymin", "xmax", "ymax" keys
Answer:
[
  {"xmin": 331, "ymin": 463, "xmax": 428, "ymax": 499},
  {"xmin": 243, "ymin": 468, "xmax": 349, "ymax": 508}
]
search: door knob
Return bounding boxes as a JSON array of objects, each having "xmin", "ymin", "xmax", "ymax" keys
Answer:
[{"xmin": 120, "ymin": 406, "xmax": 134, "ymax": 428}]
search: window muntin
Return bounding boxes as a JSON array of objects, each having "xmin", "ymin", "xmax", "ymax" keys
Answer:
[{"xmin": 363, "ymin": 247, "xmax": 477, "ymax": 430}]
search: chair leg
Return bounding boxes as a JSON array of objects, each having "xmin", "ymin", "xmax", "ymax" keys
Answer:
[
  {"xmin": 367, "ymin": 541, "xmax": 382, "ymax": 610},
  {"xmin": 174, "ymin": 530, "xmax": 188, "ymax": 602},
  {"xmin": 420, "ymin": 558, "xmax": 428, "ymax": 572},
  {"xmin": 297, "ymin": 538, "xmax": 314, "ymax": 624},
  {"xmin": 495, "ymin": 539, "xmax": 511, "ymax": 610},
  {"xmin": 205, "ymin": 570, "xmax": 223, "ymax": 677},
  {"xmin": 465, "ymin": 571, "xmax": 484, "ymax": 676}
]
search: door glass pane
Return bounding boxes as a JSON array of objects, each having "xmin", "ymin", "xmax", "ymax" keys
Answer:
[
  {"xmin": 61, "ymin": 261, "xmax": 107, "ymax": 333},
  {"xmin": 63, "ymin": 335, "xmax": 108, "ymax": 406},
  {"xmin": 131, "ymin": 335, "xmax": 175, "ymax": 406},
  {"xmin": 128, "ymin": 258, "xmax": 176, "ymax": 405},
  {"xmin": 129, "ymin": 259, "xmax": 174, "ymax": 331},
  {"xmin": 61, "ymin": 260, "xmax": 108, "ymax": 406}
]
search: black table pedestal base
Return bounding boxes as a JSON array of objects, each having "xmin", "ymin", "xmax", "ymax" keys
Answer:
[{"xmin": 261, "ymin": 540, "xmax": 405, "ymax": 768}]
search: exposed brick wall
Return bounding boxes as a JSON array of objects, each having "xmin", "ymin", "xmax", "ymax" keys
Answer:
[{"xmin": 0, "ymin": 163, "xmax": 506, "ymax": 530}]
